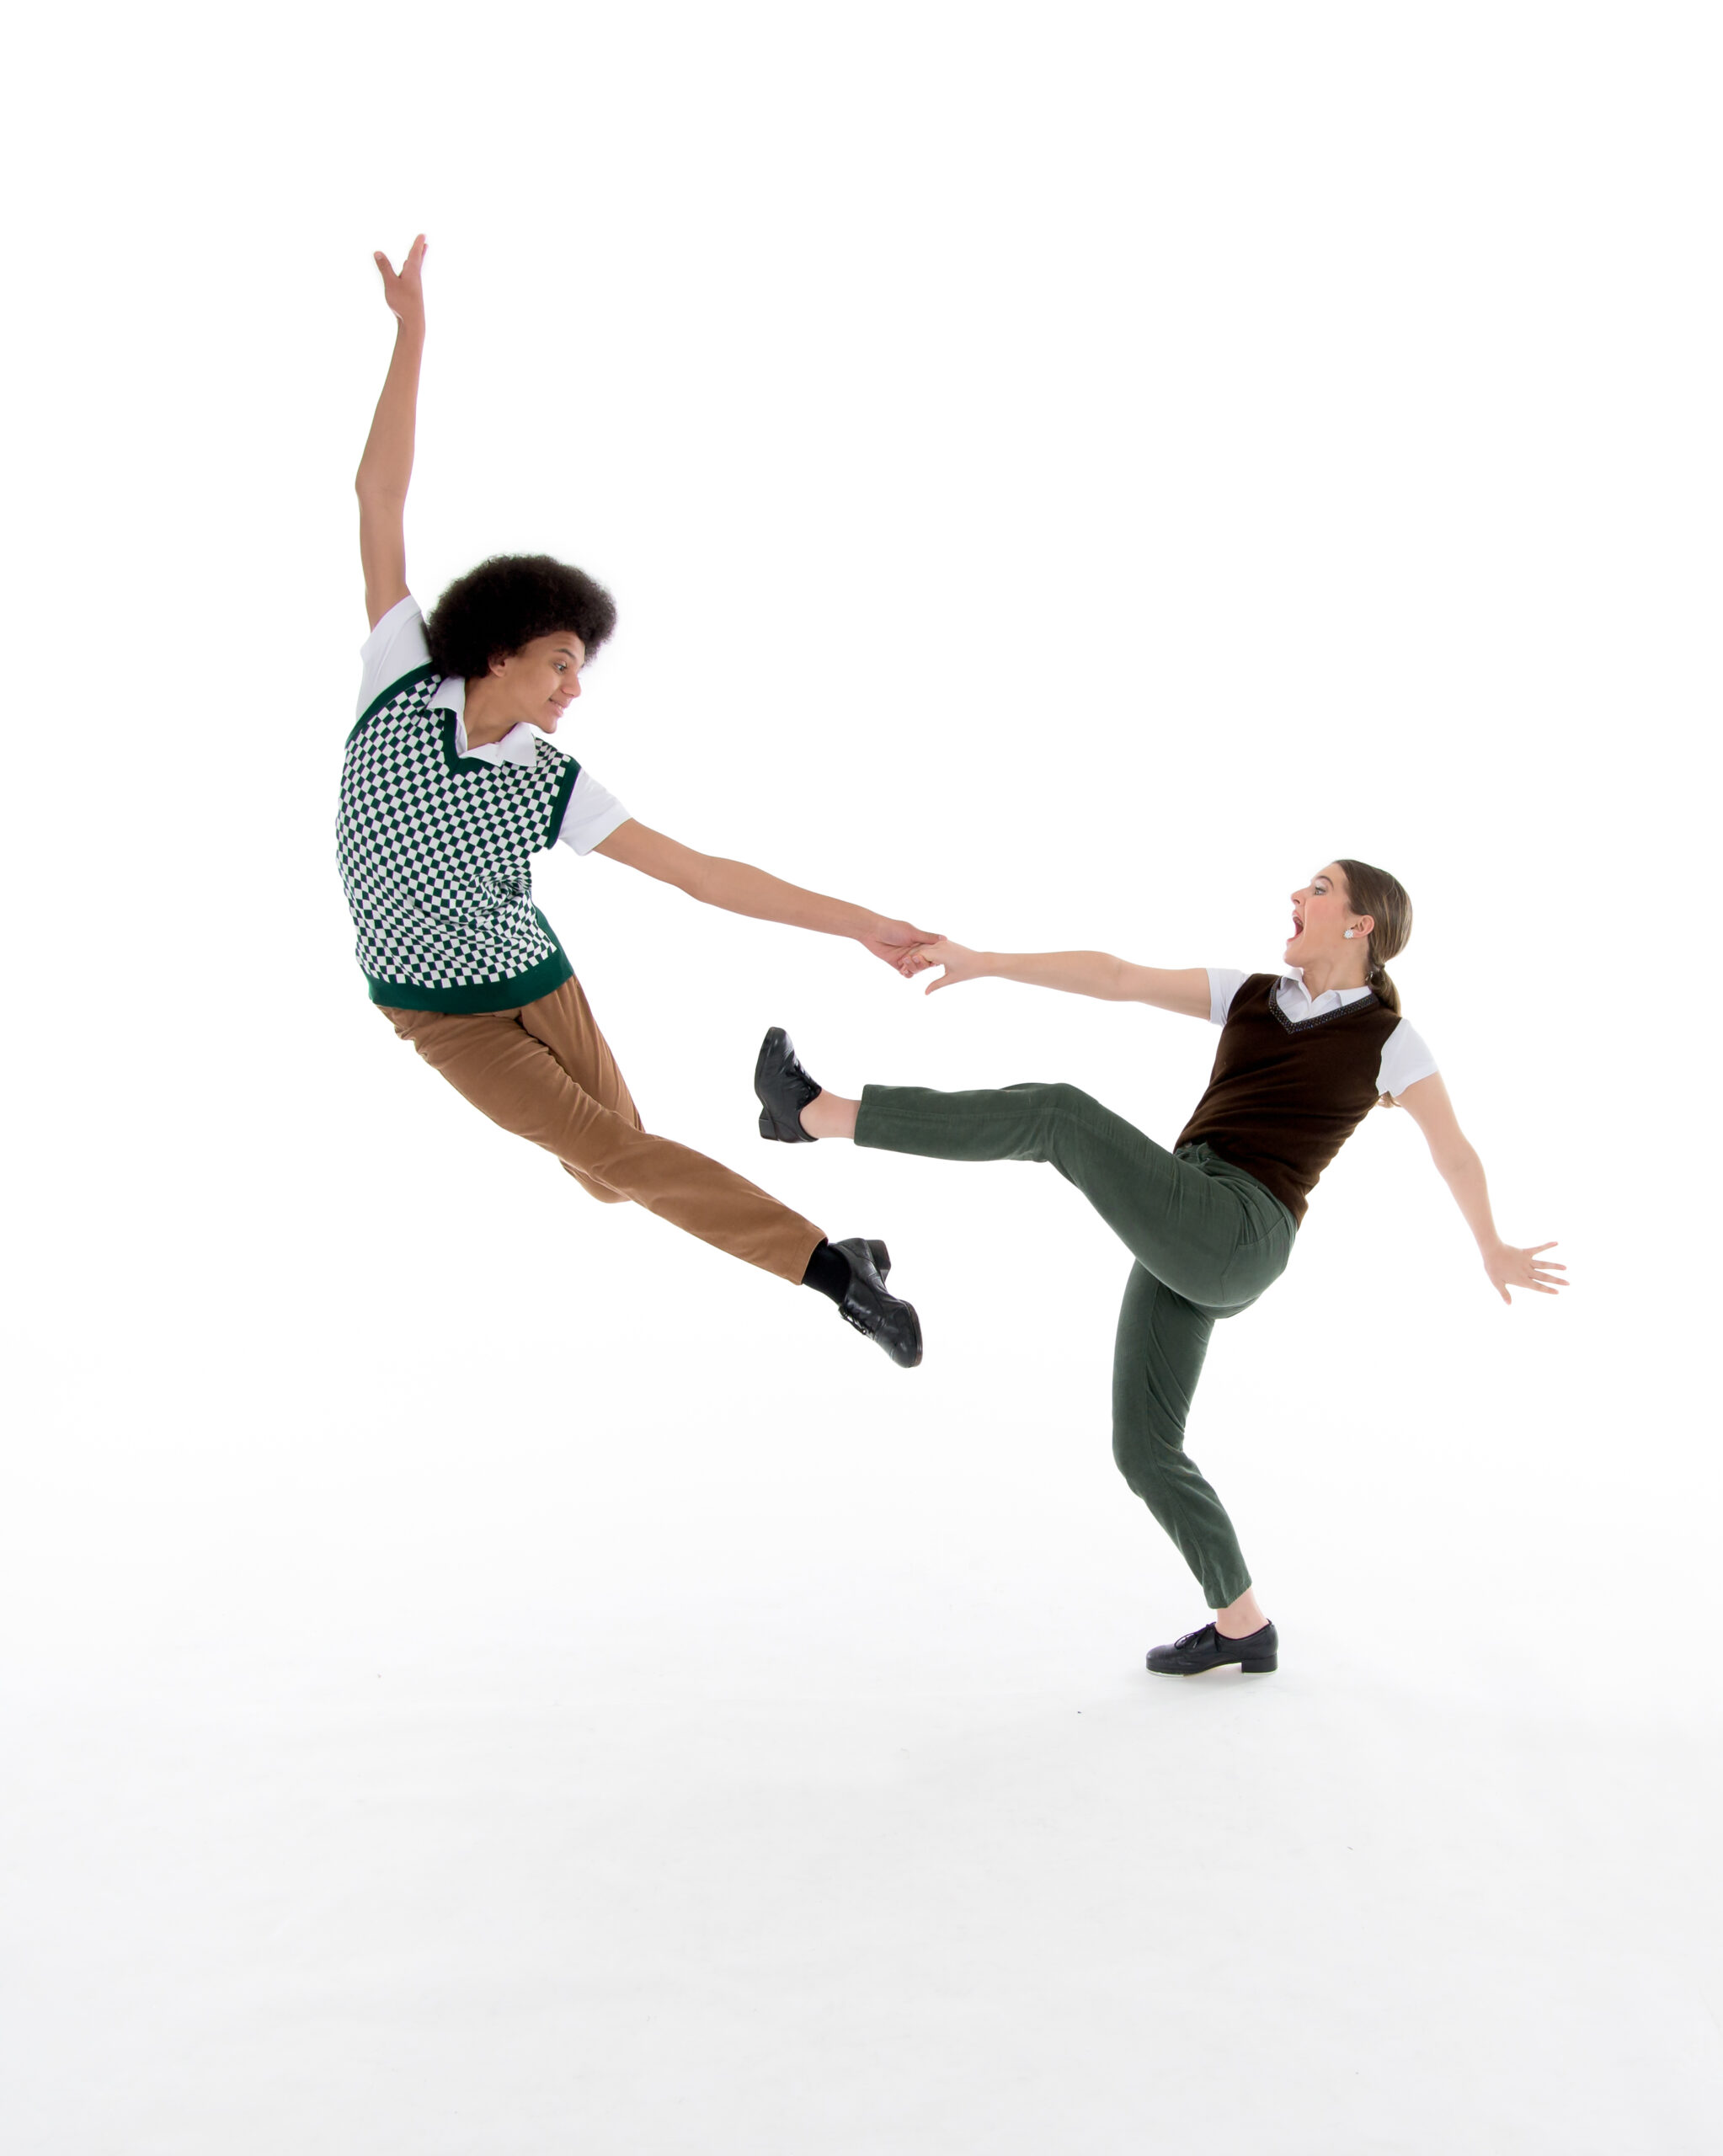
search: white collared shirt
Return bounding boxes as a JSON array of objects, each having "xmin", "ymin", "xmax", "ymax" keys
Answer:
[
  {"xmin": 1205, "ymin": 966, "xmax": 1438, "ymax": 1102},
  {"xmin": 356, "ymin": 596, "xmax": 632, "ymax": 856}
]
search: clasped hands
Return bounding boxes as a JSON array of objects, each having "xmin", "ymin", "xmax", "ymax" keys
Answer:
[{"xmin": 860, "ymin": 921, "xmax": 978, "ymax": 993}]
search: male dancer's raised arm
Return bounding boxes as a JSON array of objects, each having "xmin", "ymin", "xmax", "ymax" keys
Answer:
[
  {"xmin": 356, "ymin": 235, "xmax": 424, "ymax": 628},
  {"xmin": 359, "ymin": 237, "xmax": 935, "ymax": 974}
]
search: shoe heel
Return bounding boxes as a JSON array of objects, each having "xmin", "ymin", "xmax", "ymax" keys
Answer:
[
  {"xmin": 1240, "ymin": 1655, "xmax": 1278, "ymax": 1673},
  {"xmin": 866, "ymin": 1239, "xmax": 891, "ymax": 1278},
  {"xmin": 759, "ymin": 1109, "xmax": 781, "ymax": 1140}
]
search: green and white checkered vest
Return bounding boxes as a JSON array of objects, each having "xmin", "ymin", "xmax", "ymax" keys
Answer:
[{"xmin": 337, "ymin": 664, "xmax": 579, "ymax": 1013}]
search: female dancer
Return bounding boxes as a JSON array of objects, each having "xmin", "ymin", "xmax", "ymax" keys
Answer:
[
  {"xmin": 752, "ymin": 860, "xmax": 1565, "ymax": 1674},
  {"xmin": 341, "ymin": 236, "xmax": 929, "ymax": 1364}
]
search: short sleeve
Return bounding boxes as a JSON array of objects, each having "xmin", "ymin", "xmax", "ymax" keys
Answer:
[
  {"xmin": 557, "ymin": 767, "xmax": 633, "ymax": 856},
  {"xmin": 1378, "ymin": 1019, "xmax": 1438, "ymax": 1101},
  {"xmin": 1207, "ymin": 968, "xmax": 1248, "ymax": 1026},
  {"xmin": 358, "ymin": 595, "xmax": 433, "ymax": 718}
]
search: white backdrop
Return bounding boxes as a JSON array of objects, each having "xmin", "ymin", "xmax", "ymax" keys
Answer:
[{"xmin": 5, "ymin": 5, "xmax": 1720, "ymax": 2152}]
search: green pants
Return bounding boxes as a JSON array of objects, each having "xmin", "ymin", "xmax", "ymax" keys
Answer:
[{"xmin": 856, "ymin": 1081, "xmax": 1298, "ymax": 1608}]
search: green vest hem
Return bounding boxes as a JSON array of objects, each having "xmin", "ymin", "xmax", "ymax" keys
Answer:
[{"xmin": 364, "ymin": 910, "xmax": 574, "ymax": 1013}]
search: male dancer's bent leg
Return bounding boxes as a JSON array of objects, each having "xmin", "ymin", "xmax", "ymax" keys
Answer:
[{"xmin": 381, "ymin": 977, "xmax": 824, "ymax": 1283}]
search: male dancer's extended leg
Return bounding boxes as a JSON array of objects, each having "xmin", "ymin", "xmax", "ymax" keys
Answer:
[
  {"xmin": 1112, "ymin": 1265, "xmax": 1251, "ymax": 1608},
  {"xmin": 382, "ymin": 978, "xmax": 824, "ymax": 1283}
]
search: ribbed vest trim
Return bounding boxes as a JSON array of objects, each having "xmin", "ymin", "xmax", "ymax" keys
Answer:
[{"xmin": 364, "ymin": 909, "xmax": 575, "ymax": 1014}]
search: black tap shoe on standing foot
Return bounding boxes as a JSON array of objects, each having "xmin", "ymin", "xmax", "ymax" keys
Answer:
[{"xmin": 1145, "ymin": 1620, "xmax": 1278, "ymax": 1675}]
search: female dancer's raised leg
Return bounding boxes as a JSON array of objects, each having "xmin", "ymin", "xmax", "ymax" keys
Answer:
[{"xmin": 763, "ymin": 1033, "xmax": 1290, "ymax": 1652}]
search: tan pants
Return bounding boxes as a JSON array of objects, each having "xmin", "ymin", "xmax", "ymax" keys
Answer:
[{"xmin": 379, "ymin": 975, "xmax": 826, "ymax": 1284}]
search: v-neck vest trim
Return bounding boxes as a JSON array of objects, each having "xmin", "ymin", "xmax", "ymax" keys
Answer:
[{"xmin": 1267, "ymin": 983, "xmax": 1389, "ymax": 1036}]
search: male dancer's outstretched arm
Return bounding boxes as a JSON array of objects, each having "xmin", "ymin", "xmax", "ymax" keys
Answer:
[{"xmin": 596, "ymin": 821, "xmax": 936, "ymax": 969}]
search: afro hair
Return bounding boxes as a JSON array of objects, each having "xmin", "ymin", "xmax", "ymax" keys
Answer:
[{"xmin": 425, "ymin": 554, "xmax": 617, "ymax": 680}]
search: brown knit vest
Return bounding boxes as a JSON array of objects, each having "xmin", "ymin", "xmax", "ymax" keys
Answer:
[{"xmin": 1176, "ymin": 973, "xmax": 1403, "ymax": 1225}]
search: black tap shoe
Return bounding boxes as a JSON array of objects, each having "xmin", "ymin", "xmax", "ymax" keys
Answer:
[
  {"xmin": 829, "ymin": 1235, "xmax": 922, "ymax": 1368},
  {"xmin": 1145, "ymin": 1620, "xmax": 1278, "ymax": 1675},
  {"xmin": 755, "ymin": 1027, "xmax": 823, "ymax": 1142}
]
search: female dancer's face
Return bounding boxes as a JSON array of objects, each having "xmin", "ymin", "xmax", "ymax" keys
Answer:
[
  {"xmin": 1286, "ymin": 863, "xmax": 1370, "ymax": 964},
  {"xmin": 483, "ymin": 632, "xmax": 588, "ymax": 734}
]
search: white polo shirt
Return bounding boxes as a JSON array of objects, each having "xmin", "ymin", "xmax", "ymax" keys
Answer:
[
  {"xmin": 1206, "ymin": 966, "xmax": 1439, "ymax": 1102},
  {"xmin": 357, "ymin": 596, "xmax": 633, "ymax": 856}
]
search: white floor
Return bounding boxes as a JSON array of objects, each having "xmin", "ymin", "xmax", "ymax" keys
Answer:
[
  {"xmin": 8, "ymin": 1669, "xmax": 1718, "ymax": 2156},
  {"xmin": 6, "ymin": 1252, "xmax": 1720, "ymax": 2153}
]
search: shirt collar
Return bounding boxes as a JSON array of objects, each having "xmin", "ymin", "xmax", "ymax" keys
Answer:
[
  {"xmin": 428, "ymin": 675, "xmax": 540, "ymax": 768},
  {"xmin": 1279, "ymin": 963, "xmax": 1374, "ymax": 1009}
]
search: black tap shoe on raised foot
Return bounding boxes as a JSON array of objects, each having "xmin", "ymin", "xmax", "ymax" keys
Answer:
[
  {"xmin": 1145, "ymin": 1620, "xmax": 1278, "ymax": 1676},
  {"xmin": 829, "ymin": 1236, "xmax": 922, "ymax": 1369},
  {"xmin": 755, "ymin": 1027, "xmax": 823, "ymax": 1142}
]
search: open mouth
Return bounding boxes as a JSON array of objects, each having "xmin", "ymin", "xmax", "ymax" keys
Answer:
[{"xmin": 1288, "ymin": 910, "xmax": 1304, "ymax": 938}]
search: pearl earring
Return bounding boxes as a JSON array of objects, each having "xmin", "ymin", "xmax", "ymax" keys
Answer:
[{"xmin": 1343, "ymin": 929, "xmax": 1355, "ymax": 940}]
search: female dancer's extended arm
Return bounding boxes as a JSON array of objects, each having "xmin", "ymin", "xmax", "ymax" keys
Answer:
[
  {"xmin": 1397, "ymin": 1074, "xmax": 1566, "ymax": 1304},
  {"xmin": 356, "ymin": 236, "xmax": 427, "ymax": 628},
  {"xmin": 906, "ymin": 937, "xmax": 1211, "ymax": 1018}
]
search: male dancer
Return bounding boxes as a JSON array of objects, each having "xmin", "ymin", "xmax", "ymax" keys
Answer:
[{"xmin": 340, "ymin": 236, "xmax": 926, "ymax": 1364}]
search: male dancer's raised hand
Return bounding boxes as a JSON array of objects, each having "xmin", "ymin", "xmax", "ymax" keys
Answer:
[{"xmin": 373, "ymin": 235, "xmax": 427, "ymax": 324}]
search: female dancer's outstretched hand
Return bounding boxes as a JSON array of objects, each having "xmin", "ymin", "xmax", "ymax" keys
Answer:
[
  {"xmin": 904, "ymin": 937, "xmax": 986, "ymax": 991},
  {"xmin": 1485, "ymin": 1241, "xmax": 1566, "ymax": 1305},
  {"xmin": 374, "ymin": 234, "xmax": 428, "ymax": 324}
]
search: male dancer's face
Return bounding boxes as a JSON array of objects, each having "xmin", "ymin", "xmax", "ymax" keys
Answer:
[
  {"xmin": 486, "ymin": 632, "xmax": 588, "ymax": 734},
  {"xmin": 1286, "ymin": 863, "xmax": 1366, "ymax": 963}
]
